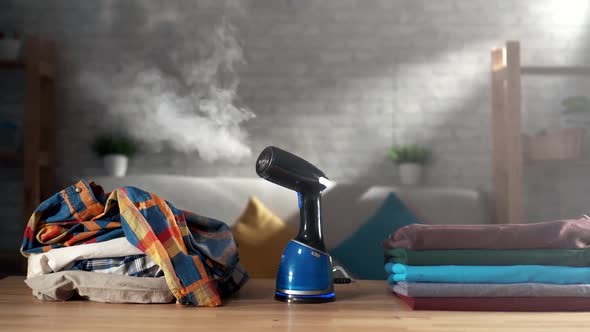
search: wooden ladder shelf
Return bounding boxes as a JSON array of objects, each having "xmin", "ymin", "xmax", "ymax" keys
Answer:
[{"xmin": 490, "ymin": 41, "xmax": 590, "ymax": 224}]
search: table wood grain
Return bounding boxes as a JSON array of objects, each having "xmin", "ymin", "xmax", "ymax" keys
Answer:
[{"xmin": 1, "ymin": 276, "xmax": 589, "ymax": 331}]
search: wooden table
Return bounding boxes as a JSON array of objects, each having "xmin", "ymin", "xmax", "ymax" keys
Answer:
[{"xmin": 1, "ymin": 277, "xmax": 589, "ymax": 331}]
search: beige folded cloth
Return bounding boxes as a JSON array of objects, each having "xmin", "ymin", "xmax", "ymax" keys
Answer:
[
  {"xmin": 27, "ymin": 237, "xmax": 143, "ymax": 277},
  {"xmin": 24, "ymin": 270, "xmax": 174, "ymax": 304}
]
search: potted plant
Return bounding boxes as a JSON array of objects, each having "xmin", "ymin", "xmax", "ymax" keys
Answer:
[
  {"xmin": 525, "ymin": 96, "xmax": 588, "ymax": 161},
  {"xmin": 92, "ymin": 134, "xmax": 138, "ymax": 177},
  {"xmin": 562, "ymin": 96, "xmax": 590, "ymax": 115},
  {"xmin": 388, "ymin": 144, "xmax": 431, "ymax": 185}
]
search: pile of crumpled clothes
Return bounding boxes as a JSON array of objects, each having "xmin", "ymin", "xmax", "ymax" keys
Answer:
[{"xmin": 20, "ymin": 180, "xmax": 248, "ymax": 306}]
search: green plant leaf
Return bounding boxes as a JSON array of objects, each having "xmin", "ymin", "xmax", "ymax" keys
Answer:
[
  {"xmin": 562, "ymin": 96, "xmax": 590, "ymax": 114},
  {"xmin": 387, "ymin": 144, "xmax": 431, "ymax": 165},
  {"xmin": 92, "ymin": 134, "xmax": 138, "ymax": 157}
]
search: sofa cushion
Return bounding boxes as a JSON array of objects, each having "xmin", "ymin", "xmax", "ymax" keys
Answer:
[
  {"xmin": 329, "ymin": 192, "xmax": 421, "ymax": 280},
  {"xmin": 231, "ymin": 196, "xmax": 297, "ymax": 278}
]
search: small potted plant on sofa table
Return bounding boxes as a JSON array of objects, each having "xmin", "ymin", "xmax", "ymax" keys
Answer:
[
  {"xmin": 388, "ymin": 144, "xmax": 431, "ymax": 185},
  {"xmin": 92, "ymin": 134, "xmax": 137, "ymax": 177},
  {"xmin": 523, "ymin": 96, "xmax": 588, "ymax": 162}
]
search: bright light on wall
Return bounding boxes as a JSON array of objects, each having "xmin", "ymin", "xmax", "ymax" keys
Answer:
[{"xmin": 550, "ymin": 0, "xmax": 588, "ymax": 24}]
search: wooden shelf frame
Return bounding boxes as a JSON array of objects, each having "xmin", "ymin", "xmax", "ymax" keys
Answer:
[
  {"xmin": 0, "ymin": 36, "xmax": 56, "ymax": 274},
  {"xmin": 22, "ymin": 36, "xmax": 57, "ymax": 220},
  {"xmin": 521, "ymin": 66, "xmax": 590, "ymax": 76},
  {"xmin": 0, "ymin": 151, "xmax": 20, "ymax": 162},
  {"xmin": 491, "ymin": 41, "xmax": 590, "ymax": 224},
  {"xmin": 0, "ymin": 59, "xmax": 55, "ymax": 78},
  {"xmin": 0, "ymin": 60, "xmax": 25, "ymax": 69}
]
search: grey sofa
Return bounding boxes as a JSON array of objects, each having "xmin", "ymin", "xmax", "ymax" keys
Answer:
[{"xmin": 77, "ymin": 175, "xmax": 492, "ymax": 249}]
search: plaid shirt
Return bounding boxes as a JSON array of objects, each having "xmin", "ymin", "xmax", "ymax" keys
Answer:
[
  {"xmin": 21, "ymin": 180, "xmax": 248, "ymax": 306},
  {"xmin": 70, "ymin": 254, "xmax": 164, "ymax": 278}
]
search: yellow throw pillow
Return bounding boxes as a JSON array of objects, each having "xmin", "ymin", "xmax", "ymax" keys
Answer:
[{"xmin": 232, "ymin": 196, "xmax": 297, "ymax": 278}]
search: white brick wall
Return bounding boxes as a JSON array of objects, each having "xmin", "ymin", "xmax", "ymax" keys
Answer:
[{"xmin": 2, "ymin": 0, "xmax": 590, "ymax": 225}]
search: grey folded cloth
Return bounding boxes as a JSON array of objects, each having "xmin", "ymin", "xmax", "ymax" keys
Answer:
[
  {"xmin": 392, "ymin": 281, "xmax": 590, "ymax": 298},
  {"xmin": 25, "ymin": 270, "xmax": 174, "ymax": 303}
]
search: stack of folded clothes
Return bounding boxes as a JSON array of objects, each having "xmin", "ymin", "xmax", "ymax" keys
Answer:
[
  {"xmin": 20, "ymin": 180, "xmax": 248, "ymax": 306},
  {"xmin": 383, "ymin": 216, "xmax": 590, "ymax": 311}
]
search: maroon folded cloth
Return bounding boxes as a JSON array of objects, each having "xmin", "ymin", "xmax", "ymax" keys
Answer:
[
  {"xmin": 396, "ymin": 294, "xmax": 590, "ymax": 311},
  {"xmin": 384, "ymin": 216, "xmax": 590, "ymax": 250}
]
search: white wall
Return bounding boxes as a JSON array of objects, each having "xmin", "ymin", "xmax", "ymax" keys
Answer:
[{"xmin": 1, "ymin": 0, "xmax": 590, "ymax": 235}]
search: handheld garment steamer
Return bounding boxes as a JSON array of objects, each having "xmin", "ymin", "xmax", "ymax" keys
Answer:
[{"xmin": 255, "ymin": 146, "xmax": 334, "ymax": 303}]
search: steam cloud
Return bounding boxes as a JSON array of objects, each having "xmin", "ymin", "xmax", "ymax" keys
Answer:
[{"xmin": 81, "ymin": 19, "xmax": 255, "ymax": 162}]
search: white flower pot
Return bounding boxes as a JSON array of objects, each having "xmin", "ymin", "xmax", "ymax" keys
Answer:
[
  {"xmin": 103, "ymin": 154, "xmax": 128, "ymax": 177},
  {"xmin": 398, "ymin": 163, "xmax": 423, "ymax": 186}
]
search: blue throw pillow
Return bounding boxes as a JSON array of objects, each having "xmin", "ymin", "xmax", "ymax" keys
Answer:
[{"xmin": 329, "ymin": 192, "xmax": 421, "ymax": 280}]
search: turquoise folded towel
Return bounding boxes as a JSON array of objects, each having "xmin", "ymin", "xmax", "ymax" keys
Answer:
[{"xmin": 384, "ymin": 263, "xmax": 590, "ymax": 285}]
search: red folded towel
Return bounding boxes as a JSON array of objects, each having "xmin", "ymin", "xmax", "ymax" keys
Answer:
[{"xmin": 396, "ymin": 294, "xmax": 590, "ymax": 311}]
